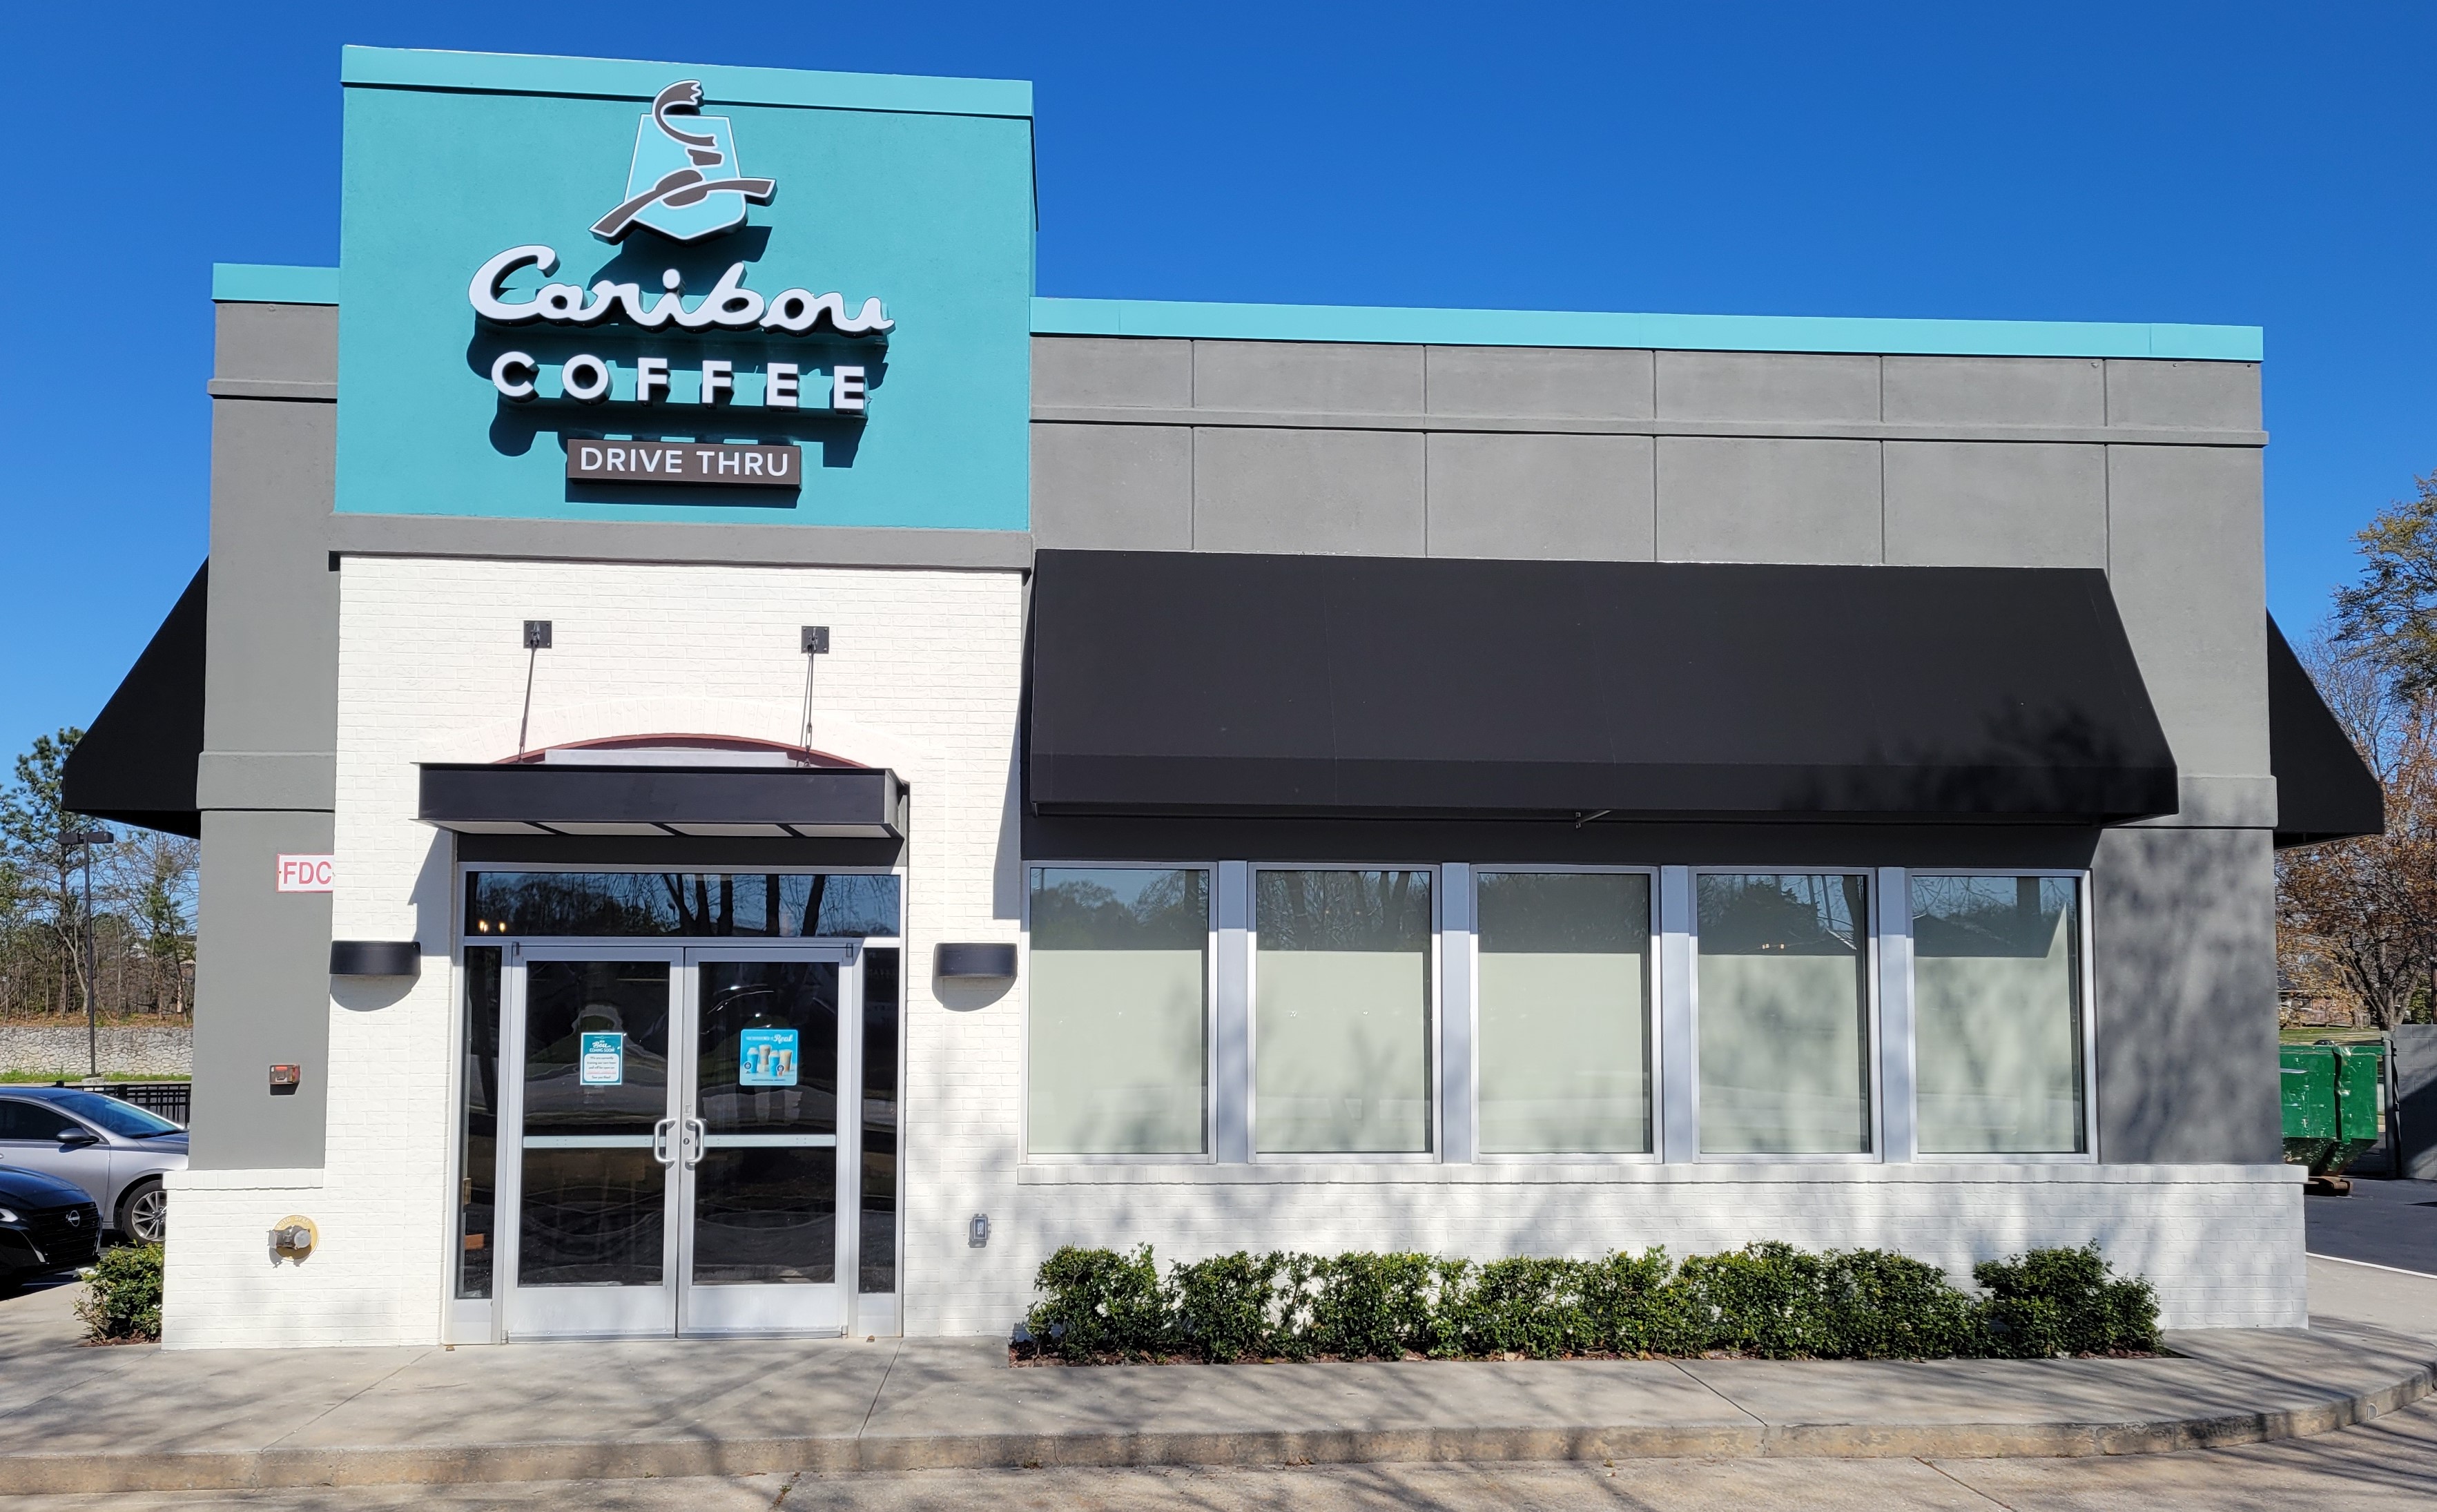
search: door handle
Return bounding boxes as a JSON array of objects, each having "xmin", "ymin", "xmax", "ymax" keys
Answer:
[
  {"xmin": 651, "ymin": 1118, "xmax": 677, "ymax": 1167},
  {"xmin": 681, "ymin": 1118, "xmax": 706, "ymax": 1167}
]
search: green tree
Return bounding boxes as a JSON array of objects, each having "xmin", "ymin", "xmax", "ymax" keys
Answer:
[
  {"xmin": 2333, "ymin": 472, "xmax": 2437, "ymax": 690},
  {"xmin": 0, "ymin": 728, "xmax": 93, "ymax": 1015},
  {"xmin": 115, "ymin": 831, "xmax": 199, "ymax": 1014}
]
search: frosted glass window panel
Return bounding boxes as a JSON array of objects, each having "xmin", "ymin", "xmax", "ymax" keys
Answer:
[
  {"xmin": 1254, "ymin": 871, "xmax": 1433, "ymax": 1154},
  {"xmin": 1476, "ymin": 872, "xmax": 1652, "ymax": 1154},
  {"xmin": 1912, "ymin": 875, "xmax": 2086, "ymax": 1154},
  {"xmin": 1027, "ymin": 869, "xmax": 1210, "ymax": 1156},
  {"xmin": 1696, "ymin": 874, "xmax": 1872, "ymax": 1155}
]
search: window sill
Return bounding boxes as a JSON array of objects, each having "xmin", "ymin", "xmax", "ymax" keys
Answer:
[{"xmin": 1013, "ymin": 1161, "xmax": 2297, "ymax": 1187}]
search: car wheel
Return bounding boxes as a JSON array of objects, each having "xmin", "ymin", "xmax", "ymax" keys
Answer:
[{"xmin": 117, "ymin": 1179, "xmax": 166, "ymax": 1246}]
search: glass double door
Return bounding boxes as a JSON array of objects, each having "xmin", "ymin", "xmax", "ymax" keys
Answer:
[{"xmin": 500, "ymin": 944, "xmax": 864, "ymax": 1337}]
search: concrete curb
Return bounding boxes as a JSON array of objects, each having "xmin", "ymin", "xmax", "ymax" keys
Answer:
[{"xmin": 0, "ymin": 1346, "xmax": 2429, "ymax": 1493}]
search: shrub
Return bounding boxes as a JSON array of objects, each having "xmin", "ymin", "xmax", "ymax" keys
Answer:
[
  {"xmin": 1974, "ymin": 1243, "xmax": 2161, "ymax": 1358},
  {"xmin": 1021, "ymin": 1239, "xmax": 2158, "ymax": 1365},
  {"xmin": 1169, "ymin": 1250, "xmax": 1282, "ymax": 1363},
  {"xmin": 1307, "ymin": 1251, "xmax": 1444, "ymax": 1359},
  {"xmin": 77, "ymin": 1243, "xmax": 164, "ymax": 1344},
  {"xmin": 1024, "ymin": 1244, "xmax": 1168, "ymax": 1361}
]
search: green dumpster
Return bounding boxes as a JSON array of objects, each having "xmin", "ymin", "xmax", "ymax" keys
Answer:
[{"xmin": 2282, "ymin": 1042, "xmax": 2384, "ymax": 1184}]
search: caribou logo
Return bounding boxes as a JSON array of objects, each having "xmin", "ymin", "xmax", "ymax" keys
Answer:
[{"xmin": 592, "ymin": 81, "xmax": 777, "ymax": 243}]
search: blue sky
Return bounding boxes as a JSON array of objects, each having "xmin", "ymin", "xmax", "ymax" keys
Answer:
[{"xmin": 3, "ymin": 2, "xmax": 2432, "ymax": 762}]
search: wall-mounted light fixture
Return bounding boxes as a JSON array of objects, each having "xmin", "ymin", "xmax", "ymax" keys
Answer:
[
  {"xmin": 935, "ymin": 943, "xmax": 1016, "ymax": 982},
  {"xmin": 330, "ymin": 940, "xmax": 420, "ymax": 978}
]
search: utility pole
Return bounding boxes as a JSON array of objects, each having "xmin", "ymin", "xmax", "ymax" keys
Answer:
[{"xmin": 64, "ymin": 827, "xmax": 115, "ymax": 1080}]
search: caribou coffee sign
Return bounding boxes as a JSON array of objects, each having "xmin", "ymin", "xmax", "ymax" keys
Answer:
[{"xmin": 469, "ymin": 81, "xmax": 888, "ymax": 442}]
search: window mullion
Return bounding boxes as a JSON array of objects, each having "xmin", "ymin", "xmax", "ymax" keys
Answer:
[
  {"xmin": 1876, "ymin": 866, "xmax": 1916, "ymax": 1164},
  {"xmin": 1657, "ymin": 866, "xmax": 1696, "ymax": 1163},
  {"xmin": 1439, "ymin": 862, "xmax": 1475, "ymax": 1164},
  {"xmin": 1214, "ymin": 860, "xmax": 1252, "ymax": 1163}
]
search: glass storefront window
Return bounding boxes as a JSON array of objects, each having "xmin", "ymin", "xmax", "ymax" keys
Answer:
[
  {"xmin": 1696, "ymin": 873, "xmax": 1873, "ymax": 1156},
  {"xmin": 1026, "ymin": 868, "xmax": 1210, "ymax": 1156},
  {"xmin": 860, "ymin": 947, "xmax": 900, "ymax": 1292},
  {"xmin": 1254, "ymin": 869, "xmax": 1433, "ymax": 1156},
  {"xmin": 1476, "ymin": 871, "xmax": 1652, "ymax": 1155},
  {"xmin": 465, "ymin": 872, "xmax": 899, "ymax": 938},
  {"xmin": 456, "ymin": 946, "xmax": 502, "ymax": 1299},
  {"xmin": 1912, "ymin": 875, "xmax": 2086, "ymax": 1154}
]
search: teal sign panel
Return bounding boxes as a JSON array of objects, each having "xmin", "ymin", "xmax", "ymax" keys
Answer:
[{"xmin": 336, "ymin": 48, "xmax": 1036, "ymax": 528}]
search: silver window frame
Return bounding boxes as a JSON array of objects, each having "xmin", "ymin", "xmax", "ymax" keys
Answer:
[
  {"xmin": 1899, "ymin": 867, "xmax": 2099, "ymax": 1165},
  {"xmin": 1017, "ymin": 861, "xmax": 1220, "ymax": 1165},
  {"xmin": 1245, "ymin": 863, "xmax": 1443, "ymax": 1165},
  {"xmin": 1684, "ymin": 865, "xmax": 1885, "ymax": 1164},
  {"xmin": 1466, "ymin": 864, "xmax": 1664, "ymax": 1165}
]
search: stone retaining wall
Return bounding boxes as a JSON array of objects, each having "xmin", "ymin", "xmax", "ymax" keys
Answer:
[{"xmin": 0, "ymin": 1024, "xmax": 192, "ymax": 1078}]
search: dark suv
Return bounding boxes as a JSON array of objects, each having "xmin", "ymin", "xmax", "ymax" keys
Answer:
[{"xmin": 0, "ymin": 1165, "xmax": 102, "ymax": 1286}]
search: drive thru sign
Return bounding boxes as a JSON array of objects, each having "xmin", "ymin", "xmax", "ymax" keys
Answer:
[{"xmin": 276, "ymin": 854, "xmax": 336, "ymax": 893}]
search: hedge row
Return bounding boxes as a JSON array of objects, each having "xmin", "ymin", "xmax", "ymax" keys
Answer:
[{"xmin": 1020, "ymin": 1241, "xmax": 2158, "ymax": 1364}]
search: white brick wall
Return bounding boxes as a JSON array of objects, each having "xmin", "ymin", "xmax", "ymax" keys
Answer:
[
  {"xmin": 167, "ymin": 554, "xmax": 1027, "ymax": 1348},
  {"xmin": 161, "ymin": 552, "xmax": 2304, "ymax": 1346}
]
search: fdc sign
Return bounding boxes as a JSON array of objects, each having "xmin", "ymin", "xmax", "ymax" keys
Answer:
[{"xmin": 275, "ymin": 854, "xmax": 336, "ymax": 893}]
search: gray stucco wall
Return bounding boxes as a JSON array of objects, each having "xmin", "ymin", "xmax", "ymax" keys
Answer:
[
  {"xmin": 192, "ymin": 302, "xmax": 340, "ymax": 1170},
  {"xmin": 1031, "ymin": 334, "xmax": 2280, "ymax": 1166},
  {"xmin": 2091, "ymin": 826, "xmax": 2280, "ymax": 1163},
  {"xmin": 191, "ymin": 808, "xmax": 333, "ymax": 1169}
]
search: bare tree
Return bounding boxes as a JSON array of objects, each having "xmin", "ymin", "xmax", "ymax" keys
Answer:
[{"xmin": 2276, "ymin": 633, "xmax": 2437, "ymax": 1029}]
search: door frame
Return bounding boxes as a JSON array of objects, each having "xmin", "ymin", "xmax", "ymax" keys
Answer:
[{"xmin": 493, "ymin": 940, "xmax": 868, "ymax": 1340}]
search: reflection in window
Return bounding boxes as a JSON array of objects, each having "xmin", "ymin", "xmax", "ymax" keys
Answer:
[
  {"xmin": 1027, "ymin": 869, "xmax": 1210, "ymax": 1156},
  {"xmin": 1696, "ymin": 873, "xmax": 1872, "ymax": 1155},
  {"xmin": 465, "ymin": 872, "xmax": 900, "ymax": 938},
  {"xmin": 1912, "ymin": 876, "xmax": 2086, "ymax": 1154},
  {"xmin": 1254, "ymin": 870, "xmax": 1433, "ymax": 1155},
  {"xmin": 456, "ymin": 947, "xmax": 501, "ymax": 1299},
  {"xmin": 1477, "ymin": 872, "xmax": 1651, "ymax": 1154}
]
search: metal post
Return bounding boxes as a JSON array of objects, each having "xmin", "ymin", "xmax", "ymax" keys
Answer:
[{"xmin": 84, "ymin": 840, "xmax": 95, "ymax": 1079}]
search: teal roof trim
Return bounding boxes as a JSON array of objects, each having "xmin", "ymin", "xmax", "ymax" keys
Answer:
[
  {"xmin": 212, "ymin": 264, "xmax": 341, "ymax": 305},
  {"xmin": 340, "ymin": 46, "xmax": 1032, "ymax": 118},
  {"xmin": 1032, "ymin": 298, "xmax": 2262, "ymax": 362}
]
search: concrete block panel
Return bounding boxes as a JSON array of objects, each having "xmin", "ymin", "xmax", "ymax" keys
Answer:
[
  {"xmin": 1881, "ymin": 356, "xmax": 2105, "ymax": 428},
  {"xmin": 1424, "ymin": 346, "xmax": 1656, "ymax": 419},
  {"xmin": 191, "ymin": 808, "xmax": 334, "ymax": 1171},
  {"xmin": 2093, "ymin": 826, "xmax": 2280, "ymax": 1164},
  {"xmin": 1655, "ymin": 436, "xmax": 1883, "ymax": 564},
  {"xmin": 2106, "ymin": 445, "xmax": 2270, "ymax": 778},
  {"xmin": 1883, "ymin": 441, "xmax": 2106, "ymax": 568},
  {"xmin": 215, "ymin": 302, "xmax": 338, "ymax": 385},
  {"xmin": 1193, "ymin": 427, "xmax": 1426, "ymax": 555},
  {"xmin": 1425, "ymin": 432, "xmax": 1655, "ymax": 561},
  {"xmin": 1030, "ymin": 423, "xmax": 1194, "ymax": 550},
  {"xmin": 2106, "ymin": 360, "xmax": 2262, "ymax": 431},
  {"xmin": 1030, "ymin": 336, "xmax": 1192, "ymax": 410},
  {"xmin": 1192, "ymin": 340, "xmax": 1425, "ymax": 414},
  {"xmin": 1655, "ymin": 351, "xmax": 1879, "ymax": 423}
]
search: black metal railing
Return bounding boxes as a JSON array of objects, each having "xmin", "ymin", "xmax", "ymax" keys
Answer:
[{"xmin": 102, "ymin": 1082, "xmax": 190, "ymax": 1127}]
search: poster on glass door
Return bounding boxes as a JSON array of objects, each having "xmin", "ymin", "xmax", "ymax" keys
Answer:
[
  {"xmin": 739, "ymin": 1028, "xmax": 799, "ymax": 1087},
  {"xmin": 579, "ymin": 1031, "xmax": 626, "ymax": 1086}
]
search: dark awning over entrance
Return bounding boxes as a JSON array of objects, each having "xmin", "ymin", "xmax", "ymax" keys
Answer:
[
  {"xmin": 1028, "ymin": 550, "xmax": 2180, "ymax": 824},
  {"xmin": 419, "ymin": 763, "xmax": 905, "ymax": 839},
  {"xmin": 2266, "ymin": 614, "xmax": 2384, "ymax": 848},
  {"xmin": 61, "ymin": 562, "xmax": 207, "ymax": 837}
]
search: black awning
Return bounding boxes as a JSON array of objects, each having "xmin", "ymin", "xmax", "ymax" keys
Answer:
[
  {"xmin": 2266, "ymin": 614, "xmax": 2384, "ymax": 847},
  {"xmin": 1028, "ymin": 550, "xmax": 2179, "ymax": 824},
  {"xmin": 62, "ymin": 562, "xmax": 207, "ymax": 838},
  {"xmin": 419, "ymin": 762, "xmax": 904, "ymax": 839}
]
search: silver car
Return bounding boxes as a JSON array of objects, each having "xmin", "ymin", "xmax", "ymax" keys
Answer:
[{"xmin": 0, "ymin": 1088, "xmax": 186, "ymax": 1243}]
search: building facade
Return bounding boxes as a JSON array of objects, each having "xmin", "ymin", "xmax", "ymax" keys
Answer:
[{"xmin": 66, "ymin": 46, "xmax": 2382, "ymax": 1348}]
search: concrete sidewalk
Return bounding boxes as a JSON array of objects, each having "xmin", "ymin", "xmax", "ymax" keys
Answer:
[{"xmin": 0, "ymin": 1257, "xmax": 2431, "ymax": 1495}]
